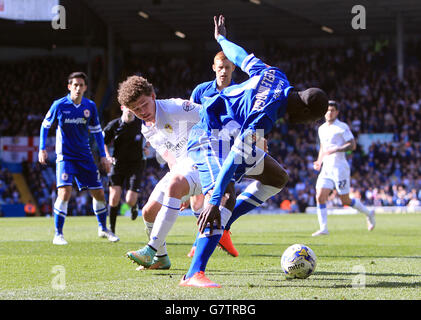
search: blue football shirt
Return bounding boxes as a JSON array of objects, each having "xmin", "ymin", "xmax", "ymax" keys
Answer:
[{"xmin": 41, "ymin": 94, "xmax": 103, "ymax": 162}]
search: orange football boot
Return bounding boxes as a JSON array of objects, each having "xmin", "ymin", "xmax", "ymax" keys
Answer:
[
  {"xmin": 217, "ymin": 229, "xmax": 239, "ymax": 257},
  {"xmin": 179, "ymin": 271, "xmax": 221, "ymax": 288}
]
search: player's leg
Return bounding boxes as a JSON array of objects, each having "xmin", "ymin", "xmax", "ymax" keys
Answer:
[
  {"xmin": 187, "ymin": 194, "xmax": 204, "ymax": 257},
  {"xmin": 335, "ymin": 167, "xmax": 375, "ymax": 231},
  {"xmin": 126, "ymin": 163, "xmax": 144, "ymax": 221},
  {"xmin": 125, "ymin": 190, "xmax": 140, "ymax": 220},
  {"xmin": 339, "ymin": 193, "xmax": 375, "ymax": 231},
  {"xmin": 180, "ymin": 184, "xmax": 235, "ymax": 288},
  {"xmin": 90, "ymin": 188, "xmax": 119, "ymax": 242},
  {"xmin": 139, "ymin": 174, "xmax": 169, "ymax": 258},
  {"xmin": 108, "ymin": 185, "xmax": 122, "ymax": 234},
  {"xmin": 142, "ymin": 198, "xmax": 162, "ymax": 239},
  {"xmin": 225, "ymin": 153, "xmax": 288, "ymax": 232},
  {"xmin": 128, "ymin": 173, "xmax": 190, "ymax": 268},
  {"xmin": 108, "ymin": 165, "xmax": 123, "ymax": 233},
  {"xmin": 53, "ymin": 185, "xmax": 72, "ymax": 245},
  {"xmin": 75, "ymin": 161, "xmax": 119, "ymax": 242},
  {"xmin": 312, "ymin": 185, "xmax": 332, "ymax": 236},
  {"xmin": 52, "ymin": 160, "xmax": 75, "ymax": 245}
]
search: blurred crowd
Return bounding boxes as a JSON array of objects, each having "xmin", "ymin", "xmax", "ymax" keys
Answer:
[
  {"xmin": 0, "ymin": 165, "xmax": 20, "ymax": 205},
  {"xmin": 1, "ymin": 38, "xmax": 421, "ymax": 215}
]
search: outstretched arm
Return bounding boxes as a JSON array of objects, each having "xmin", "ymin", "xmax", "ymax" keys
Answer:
[
  {"xmin": 214, "ymin": 15, "xmax": 249, "ymax": 69},
  {"xmin": 214, "ymin": 15, "xmax": 268, "ymax": 76}
]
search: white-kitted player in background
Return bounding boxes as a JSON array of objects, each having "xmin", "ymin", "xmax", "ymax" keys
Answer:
[{"xmin": 312, "ymin": 100, "xmax": 376, "ymax": 236}]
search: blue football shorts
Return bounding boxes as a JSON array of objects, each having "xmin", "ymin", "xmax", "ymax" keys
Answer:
[{"xmin": 56, "ymin": 159, "xmax": 103, "ymax": 191}]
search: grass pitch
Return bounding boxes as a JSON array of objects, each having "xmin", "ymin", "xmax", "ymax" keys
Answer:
[{"xmin": 0, "ymin": 213, "xmax": 420, "ymax": 300}]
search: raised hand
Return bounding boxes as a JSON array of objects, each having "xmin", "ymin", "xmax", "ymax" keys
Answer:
[{"xmin": 214, "ymin": 15, "xmax": 226, "ymax": 40}]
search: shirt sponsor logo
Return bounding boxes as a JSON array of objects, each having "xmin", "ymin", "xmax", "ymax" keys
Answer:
[{"xmin": 64, "ymin": 118, "xmax": 87, "ymax": 124}]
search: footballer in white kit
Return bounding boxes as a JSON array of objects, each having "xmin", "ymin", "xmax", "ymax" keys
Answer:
[
  {"xmin": 315, "ymin": 112, "xmax": 354, "ymax": 194},
  {"xmin": 312, "ymin": 100, "xmax": 375, "ymax": 236},
  {"xmin": 143, "ymin": 98, "xmax": 203, "ymax": 205}
]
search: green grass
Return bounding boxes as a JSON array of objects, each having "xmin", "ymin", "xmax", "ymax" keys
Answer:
[{"xmin": 0, "ymin": 213, "xmax": 420, "ymax": 300}]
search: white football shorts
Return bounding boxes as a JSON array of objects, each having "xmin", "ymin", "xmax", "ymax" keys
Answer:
[
  {"xmin": 149, "ymin": 157, "xmax": 202, "ymax": 204},
  {"xmin": 316, "ymin": 163, "xmax": 351, "ymax": 195}
]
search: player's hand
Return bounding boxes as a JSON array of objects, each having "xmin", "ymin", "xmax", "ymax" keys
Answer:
[
  {"xmin": 313, "ymin": 161, "xmax": 322, "ymax": 171},
  {"xmin": 197, "ymin": 203, "xmax": 221, "ymax": 234},
  {"xmin": 214, "ymin": 15, "xmax": 226, "ymax": 40},
  {"xmin": 38, "ymin": 150, "xmax": 48, "ymax": 165},
  {"xmin": 100, "ymin": 156, "xmax": 111, "ymax": 173}
]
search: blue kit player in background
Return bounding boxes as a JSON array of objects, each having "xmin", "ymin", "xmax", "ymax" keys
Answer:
[
  {"xmin": 179, "ymin": 16, "xmax": 328, "ymax": 287},
  {"xmin": 38, "ymin": 72, "xmax": 119, "ymax": 245},
  {"xmin": 190, "ymin": 50, "xmax": 236, "ymax": 105},
  {"xmin": 187, "ymin": 50, "xmax": 239, "ymax": 258}
]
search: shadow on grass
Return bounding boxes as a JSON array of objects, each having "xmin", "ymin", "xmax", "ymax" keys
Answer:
[
  {"xmin": 230, "ymin": 281, "xmax": 421, "ymax": 289},
  {"xmin": 316, "ymin": 270, "xmax": 421, "ymax": 277},
  {"xmin": 252, "ymin": 253, "xmax": 421, "ymax": 260},
  {"xmin": 320, "ymin": 255, "xmax": 421, "ymax": 259}
]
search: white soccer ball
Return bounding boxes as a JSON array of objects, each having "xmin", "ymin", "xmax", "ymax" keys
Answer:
[{"xmin": 281, "ymin": 244, "xmax": 317, "ymax": 279}]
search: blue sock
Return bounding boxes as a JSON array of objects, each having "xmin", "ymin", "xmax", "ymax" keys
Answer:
[
  {"xmin": 225, "ymin": 192, "xmax": 263, "ymax": 230},
  {"xmin": 54, "ymin": 210, "xmax": 66, "ymax": 235},
  {"xmin": 192, "ymin": 232, "xmax": 199, "ymax": 247},
  {"xmin": 93, "ymin": 199, "xmax": 108, "ymax": 231},
  {"xmin": 53, "ymin": 198, "xmax": 68, "ymax": 235},
  {"xmin": 186, "ymin": 226, "xmax": 222, "ymax": 278}
]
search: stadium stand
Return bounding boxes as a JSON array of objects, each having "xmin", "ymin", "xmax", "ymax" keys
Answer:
[{"xmin": 1, "ymin": 37, "xmax": 420, "ymax": 215}]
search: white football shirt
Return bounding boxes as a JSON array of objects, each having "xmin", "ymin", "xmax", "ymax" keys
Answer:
[
  {"xmin": 318, "ymin": 118, "xmax": 354, "ymax": 168},
  {"xmin": 141, "ymin": 98, "xmax": 201, "ymax": 163}
]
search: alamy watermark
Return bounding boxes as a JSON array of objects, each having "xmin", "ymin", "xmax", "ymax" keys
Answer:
[
  {"xmin": 51, "ymin": 5, "xmax": 66, "ymax": 30},
  {"xmin": 351, "ymin": 265, "xmax": 366, "ymax": 289},
  {"xmin": 351, "ymin": 5, "xmax": 366, "ymax": 30},
  {"xmin": 51, "ymin": 265, "xmax": 66, "ymax": 290}
]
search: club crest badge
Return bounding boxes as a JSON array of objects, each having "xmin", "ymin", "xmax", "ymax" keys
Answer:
[
  {"xmin": 84, "ymin": 109, "xmax": 90, "ymax": 118},
  {"xmin": 164, "ymin": 123, "xmax": 173, "ymax": 133}
]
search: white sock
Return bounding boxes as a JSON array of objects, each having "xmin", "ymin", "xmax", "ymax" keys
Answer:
[
  {"xmin": 245, "ymin": 181, "xmax": 282, "ymax": 203},
  {"xmin": 54, "ymin": 198, "xmax": 68, "ymax": 215},
  {"xmin": 317, "ymin": 204, "xmax": 328, "ymax": 232},
  {"xmin": 351, "ymin": 198, "xmax": 371, "ymax": 216},
  {"xmin": 220, "ymin": 206, "xmax": 232, "ymax": 228},
  {"xmin": 143, "ymin": 219, "xmax": 154, "ymax": 239},
  {"xmin": 148, "ymin": 196, "xmax": 181, "ymax": 251},
  {"xmin": 143, "ymin": 219, "xmax": 168, "ymax": 256}
]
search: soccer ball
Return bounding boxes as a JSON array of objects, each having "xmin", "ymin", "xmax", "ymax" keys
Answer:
[{"xmin": 281, "ymin": 244, "xmax": 317, "ymax": 279}]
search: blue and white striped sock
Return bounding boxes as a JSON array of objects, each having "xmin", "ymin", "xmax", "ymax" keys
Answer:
[
  {"xmin": 93, "ymin": 199, "xmax": 108, "ymax": 232},
  {"xmin": 54, "ymin": 198, "xmax": 68, "ymax": 235}
]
